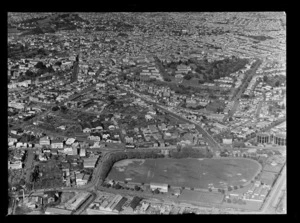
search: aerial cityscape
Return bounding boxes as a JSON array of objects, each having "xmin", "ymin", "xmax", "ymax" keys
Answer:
[{"xmin": 7, "ymin": 12, "xmax": 286, "ymax": 215}]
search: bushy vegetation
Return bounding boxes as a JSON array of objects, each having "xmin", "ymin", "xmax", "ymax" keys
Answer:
[
  {"xmin": 160, "ymin": 56, "xmax": 248, "ymax": 83},
  {"xmin": 29, "ymin": 160, "xmax": 64, "ymax": 189}
]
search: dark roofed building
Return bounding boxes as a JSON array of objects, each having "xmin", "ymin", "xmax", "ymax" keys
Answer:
[
  {"xmin": 126, "ymin": 196, "xmax": 142, "ymax": 212},
  {"xmin": 113, "ymin": 197, "xmax": 128, "ymax": 213}
]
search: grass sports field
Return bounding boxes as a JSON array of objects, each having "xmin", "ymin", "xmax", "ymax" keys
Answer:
[{"xmin": 107, "ymin": 158, "xmax": 261, "ymax": 189}]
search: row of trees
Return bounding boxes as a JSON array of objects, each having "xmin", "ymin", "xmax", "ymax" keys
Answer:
[
  {"xmin": 170, "ymin": 147, "xmax": 213, "ymax": 159},
  {"xmin": 30, "ymin": 165, "xmax": 40, "ymax": 183}
]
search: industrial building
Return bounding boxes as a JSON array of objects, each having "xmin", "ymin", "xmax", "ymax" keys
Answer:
[
  {"xmin": 125, "ymin": 196, "xmax": 142, "ymax": 212},
  {"xmin": 64, "ymin": 192, "xmax": 91, "ymax": 211},
  {"xmin": 100, "ymin": 194, "xmax": 123, "ymax": 212},
  {"xmin": 113, "ymin": 197, "xmax": 128, "ymax": 213}
]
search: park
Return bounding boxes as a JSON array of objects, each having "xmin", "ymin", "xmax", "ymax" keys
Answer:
[{"xmin": 107, "ymin": 158, "xmax": 261, "ymax": 189}]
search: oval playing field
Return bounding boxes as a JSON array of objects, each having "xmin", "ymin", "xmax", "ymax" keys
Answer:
[{"xmin": 107, "ymin": 158, "xmax": 261, "ymax": 189}]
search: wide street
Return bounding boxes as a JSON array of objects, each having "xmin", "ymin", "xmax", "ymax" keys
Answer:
[
  {"xmin": 259, "ymin": 164, "xmax": 286, "ymax": 214},
  {"xmin": 226, "ymin": 59, "xmax": 262, "ymax": 120}
]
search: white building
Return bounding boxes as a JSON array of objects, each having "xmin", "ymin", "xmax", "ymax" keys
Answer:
[
  {"xmin": 8, "ymin": 161, "xmax": 22, "ymax": 170},
  {"xmin": 79, "ymin": 148, "xmax": 86, "ymax": 157},
  {"xmin": 150, "ymin": 183, "xmax": 168, "ymax": 193}
]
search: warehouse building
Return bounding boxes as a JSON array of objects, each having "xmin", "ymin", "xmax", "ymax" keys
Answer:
[
  {"xmin": 64, "ymin": 192, "xmax": 91, "ymax": 211},
  {"xmin": 45, "ymin": 207, "xmax": 72, "ymax": 215},
  {"xmin": 113, "ymin": 197, "xmax": 128, "ymax": 213},
  {"xmin": 103, "ymin": 194, "xmax": 123, "ymax": 212},
  {"xmin": 125, "ymin": 196, "xmax": 142, "ymax": 212}
]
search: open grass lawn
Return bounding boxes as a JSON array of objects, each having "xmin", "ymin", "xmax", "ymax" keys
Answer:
[
  {"xmin": 108, "ymin": 158, "xmax": 261, "ymax": 189},
  {"xmin": 178, "ymin": 189, "xmax": 224, "ymax": 204},
  {"xmin": 221, "ymin": 200, "xmax": 262, "ymax": 211}
]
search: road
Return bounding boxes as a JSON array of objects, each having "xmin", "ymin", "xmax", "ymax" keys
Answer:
[
  {"xmin": 245, "ymin": 117, "xmax": 286, "ymax": 142},
  {"xmin": 255, "ymin": 93, "xmax": 265, "ymax": 118},
  {"xmin": 9, "ymin": 83, "xmax": 97, "ymax": 133},
  {"xmin": 275, "ymin": 187, "xmax": 286, "ymax": 214},
  {"xmin": 118, "ymin": 85, "xmax": 222, "ymax": 151},
  {"xmin": 152, "ymin": 104, "xmax": 221, "ymax": 150},
  {"xmin": 226, "ymin": 59, "xmax": 262, "ymax": 120},
  {"xmin": 10, "ymin": 151, "xmax": 286, "ymax": 215},
  {"xmin": 227, "ymin": 100, "xmax": 240, "ymax": 119},
  {"xmin": 11, "ymin": 146, "xmax": 178, "ymax": 198},
  {"xmin": 233, "ymin": 163, "xmax": 286, "ymax": 214},
  {"xmin": 259, "ymin": 164, "xmax": 286, "ymax": 214}
]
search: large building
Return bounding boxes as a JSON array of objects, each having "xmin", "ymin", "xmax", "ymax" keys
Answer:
[
  {"xmin": 39, "ymin": 136, "xmax": 50, "ymax": 146},
  {"xmin": 257, "ymin": 133, "xmax": 271, "ymax": 144},
  {"xmin": 45, "ymin": 207, "xmax": 72, "ymax": 215},
  {"xmin": 64, "ymin": 192, "xmax": 91, "ymax": 211},
  {"xmin": 125, "ymin": 196, "xmax": 142, "ymax": 212},
  {"xmin": 257, "ymin": 132, "xmax": 286, "ymax": 146},
  {"xmin": 83, "ymin": 156, "xmax": 99, "ymax": 168},
  {"xmin": 150, "ymin": 182, "xmax": 168, "ymax": 193},
  {"xmin": 274, "ymin": 133, "xmax": 286, "ymax": 146}
]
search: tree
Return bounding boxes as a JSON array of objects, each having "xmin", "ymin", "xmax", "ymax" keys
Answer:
[
  {"xmin": 234, "ymin": 185, "xmax": 238, "ymax": 190},
  {"xmin": 154, "ymin": 188, "xmax": 160, "ymax": 194},
  {"xmin": 228, "ymin": 186, "xmax": 232, "ymax": 191},
  {"xmin": 55, "ymin": 61, "xmax": 62, "ymax": 66},
  {"xmin": 52, "ymin": 106, "xmax": 59, "ymax": 112},
  {"xmin": 134, "ymin": 185, "xmax": 140, "ymax": 191},
  {"xmin": 115, "ymin": 183, "xmax": 121, "ymax": 190},
  {"xmin": 164, "ymin": 77, "xmax": 172, "ymax": 82},
  {"xmin": 184, "ymin": 74, "xmax": 193, "ymax": 80},
  {"xmin": 19, "ymin": 179, "xmax": 26, "ymax": 186},
  {"xmin": 275, "ymin": 80, "xmax": 280, "ymax": 87},
  {"xmin": 263, "ymin": 75, "xmax": 268, "ymax": 82},
  {"xmin": 35, "ymin": 61, "xmax": 46, "ymax": 69}
]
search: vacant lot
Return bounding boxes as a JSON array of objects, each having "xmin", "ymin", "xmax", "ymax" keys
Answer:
[{"xmin": 108, "ymin": 158, "xmax": 261, "ymax": 189}]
